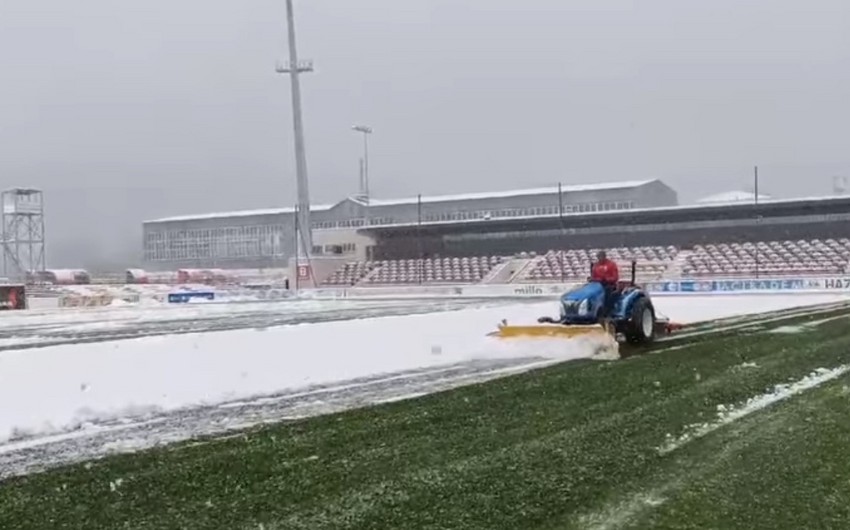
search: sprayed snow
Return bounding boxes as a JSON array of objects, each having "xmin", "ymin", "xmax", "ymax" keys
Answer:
[
  {"xmin": 736, "ymin": 362, "xmax": 759, "ymax": 369},
  {"xmin": 580, "ymin": 491, "xmax": 670, "ymax": 530},
  {"xmin": 768, "ymin": 313, "xmax": 850, "ymax": 335},
  {"xmin": 769, "ymin": 325, "xmax": 807, "ymax": 334},
  {"xmin": 659, "ymin": 365, "xmax": 850, "ymax": 455}
]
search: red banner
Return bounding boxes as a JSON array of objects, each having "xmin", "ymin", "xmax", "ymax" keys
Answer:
[{"xmin": 0, "ymin": 285, "xmax": 26, "ymax": 310}]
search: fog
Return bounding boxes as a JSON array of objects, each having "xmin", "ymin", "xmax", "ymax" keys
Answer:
[{"xmin": 1, "ymin": 0, "xmax": 848, "ymax": 267}]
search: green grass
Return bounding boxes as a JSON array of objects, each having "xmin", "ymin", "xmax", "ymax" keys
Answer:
[{"xmin": 4, "ymin": 305, "xmax": 850, "ymax": 529}]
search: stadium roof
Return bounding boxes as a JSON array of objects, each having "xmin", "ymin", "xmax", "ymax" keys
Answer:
[
  {"xmin": 143, "ymin": 179, "xmax": 658, "ymax": 224},
  {"xmin": 356, "ymin": 179, "xmax": 656, "ymax": 207},
  {"xmin": 697, "ymin": 190, "xmax": 771, "ymax": 204},
  {"xmin": 359, "ymin": 193, "xmax": 850, "ymax": 234},
  {"xmin": 144, "ymin": 204, "xmax": 335, "ymax": 224}
]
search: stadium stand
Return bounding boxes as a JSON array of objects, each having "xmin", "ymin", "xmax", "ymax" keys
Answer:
[
  {"xmin": 520, "ymin": 246, "xmax": 677, "ymax": 282},
  {"xmin": 320, "ymin": 238, "xmax": 850, "ymax": 286},
  {"xmin": 323, "ymin": 261, "xmax": 381, "ymax": 286},
  {"xmin": 324, "ymin": 255, "xmax": 505, "ymax": 286},
  {"xmin": 367, "ymin": 256, "xmax": 503, "ymax": 285},
  {"xmin": 682, "ymin": 238, "xmax": 850, "ymax": 277}
]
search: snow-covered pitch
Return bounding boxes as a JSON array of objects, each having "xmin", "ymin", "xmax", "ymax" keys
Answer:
[{"xmin": 0, "ymin": 292, "xmax": 847, "ymax": 478}]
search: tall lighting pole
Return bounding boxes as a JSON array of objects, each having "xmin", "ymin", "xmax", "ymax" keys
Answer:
[
  {"xmin": 352, "ymin": 125, "xmax": 372, "ymax": 200},
  {"xmin": 276, "ymin": 0, "xmax": 314, "ymax": 256},
  {"xmin": 754, "ymin": 165, "xmax": 760, "ymax": 279}
]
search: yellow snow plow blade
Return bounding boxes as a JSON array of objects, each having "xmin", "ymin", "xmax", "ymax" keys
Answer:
[{"xmin": 488, "ymin": 323, "xmax": 608, "ymax": 339}]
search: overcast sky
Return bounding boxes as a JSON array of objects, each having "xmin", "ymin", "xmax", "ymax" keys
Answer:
[{"xmin": 1, "ymin": 0, "xmax": 849, "ymax": 267}]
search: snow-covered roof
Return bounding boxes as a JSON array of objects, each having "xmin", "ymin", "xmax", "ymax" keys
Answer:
[
  {"xmin": 43, "ymin": 269, "xmax": 88, "ymax": 281},
  {"xmin": 362, "ymin": 193, "xmax": 850, "ymax": 230},
  {"xmin": 144, "ymin": 180, "xmax": 656, "ymax": 224},
  {"xmin": 144, "ymin": 204, "xmax": 335, "ymax": 224},
  {"xmin": 363, "ymin": 179, "xmax": 657, "ymax": 207},
  {"xmin": 696, "ymin": 190, "xmax": 771, "ymax": 204}
]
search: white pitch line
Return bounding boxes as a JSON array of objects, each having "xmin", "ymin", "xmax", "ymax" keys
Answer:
[{"xmin": 658, "ymin": 365, "xmax": 850, "ymax": 455}]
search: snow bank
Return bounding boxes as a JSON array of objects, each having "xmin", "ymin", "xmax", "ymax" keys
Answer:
[{"xmin": 0, "ymin": 302, "xmax": 613, "ymax": 444}]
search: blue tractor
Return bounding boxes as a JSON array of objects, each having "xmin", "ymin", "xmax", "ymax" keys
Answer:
[{"xmin": 536, "ymin": 261, "xmax": 662, "ymax": 344}]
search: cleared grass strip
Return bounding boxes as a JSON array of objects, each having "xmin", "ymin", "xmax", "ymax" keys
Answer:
[
  {"xmin": 657, "ymin": 364, "xmax": 850, "ymax": 454},
  {"xmin": 623, "ymin": 370, "xmax": 850, "ymax": 529}
]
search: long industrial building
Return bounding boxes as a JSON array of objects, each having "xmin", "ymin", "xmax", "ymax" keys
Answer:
[{"xmin": 142, "ymin": 179, "xmax": 677, "ymax": 269}]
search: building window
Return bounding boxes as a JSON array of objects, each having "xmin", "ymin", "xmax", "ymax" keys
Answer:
[{"xmin": 143, "ymin": 223, "xmax": 286, "ymax": 262}]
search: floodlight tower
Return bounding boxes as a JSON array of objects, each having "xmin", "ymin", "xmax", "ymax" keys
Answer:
[
  {"xmin": 352, "ymin": 125, "xmax": 372, "ymax": 201},
  {"xmin": 276, "ymin": 0, "xmax": 314, "ymax": 255},
  {"xmin": 1, "ymin": 188, "xmax": 46, "ymax": 280}
]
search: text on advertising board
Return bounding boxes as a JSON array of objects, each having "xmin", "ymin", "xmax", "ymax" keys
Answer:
[
  {"xmin": 646, "ymin": 278, "xmax": 828, "ymax": 293},
  {"xmin": 711, "ymin": 279, "xmax": 814, "ymax": 291},
  {"xmin": 168, "ymin": 291, "xmax": 215, "ymax": 303},
  {"xmin": 823, "ymin": 277, "xmax": 850, "ymax": 289}
]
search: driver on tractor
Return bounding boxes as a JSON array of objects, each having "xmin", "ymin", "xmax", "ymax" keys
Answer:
[
  {"xmin": 591, "ymin": 250, "xmax": 619, "ymax": 331},
  {"xmin": 537, "ymin": 249, "xmax": 621, "ymax": 327}
]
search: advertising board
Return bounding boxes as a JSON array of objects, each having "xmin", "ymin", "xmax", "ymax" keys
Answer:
[
  {"xmin": 646, "ymin": 277, "xmax": 831, "ymax": 294},
  {"xmin": 278, "ymin": 276, "xmax": 850, "ymax": 301},
  {"xmin": 59, "ymin": 294, "xmax": 113, "ymax": 308},
  {"xmin": 820, "ymin": 277, "xmax": 850, "ymax": 290},
  {"xmin": 0, "ymin": 285, "xmax": 26, "ymax": 310},
  {"xmin": 461, "ymin": 283, "xmax": 574, "ymax": 297},
  {"xmin": 27, "ymin": 297, "xmax": 60, "ymax": 310},
  {"xmin": 298, "ymin": 283, "xmax": 578, "ymax": 299},
  {"xmin": 167, "ymin": 291, "xmax": 215, "ymax": 303}
]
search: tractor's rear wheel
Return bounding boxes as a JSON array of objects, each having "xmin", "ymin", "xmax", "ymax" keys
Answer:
[{"xmin": 625, "ymin": 297, "xmax": 655, "ymax": 344}]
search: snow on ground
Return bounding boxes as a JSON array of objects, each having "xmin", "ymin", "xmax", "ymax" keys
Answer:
[
  {"xmin": 0, "ymin": 298, "xmax": 519, "ymax": 352},
  {"xmin": 1, "ymin": 294, "xmax": 847, "ymax": 443},
  {"xmin": 6, "ymin": 291, "xmax": 847, "ymax": 335},
  {"xmin": 0, "ymin": 301, "xmax": 599, "ymax": 444},
  {"xmin": 652, "ymin": 293, "xmax": 850, "ymax": 324},
  {"xmin": 0, "ymin": 298, "xmax": 391, "ymax": 329},
  {"xmin": 0, "ymin": 292, "xmax": 848, "ymax": 477}
]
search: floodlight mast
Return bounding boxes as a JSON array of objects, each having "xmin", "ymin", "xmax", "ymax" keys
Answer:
[
  {"xmin": 352, "ymin": 125, "xmax": 373, "ymax": 200},
  {"xmin": 276, "ymin": 0, "xmax": 314, "ymax": 256}
]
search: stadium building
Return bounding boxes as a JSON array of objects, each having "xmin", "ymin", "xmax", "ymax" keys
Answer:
[
  {"xmin": 365, "ymin": 194, "xmax": 850, "ymax": 259},
  {"xmin": 340, "ymin": 193, "xmax": 850, "ymax": 288},
  {"xmin": 139, "ymin": 174, "xmax": 850, "ymax": 289},
  {"xmin": 142, "ymin": 179, "xmax": 676, "ymax": 269}
]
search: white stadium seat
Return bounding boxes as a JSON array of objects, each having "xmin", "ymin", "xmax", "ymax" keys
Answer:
[{"xmin": 681, "ymin": 238, "xmax": 850, "ymax": 277}]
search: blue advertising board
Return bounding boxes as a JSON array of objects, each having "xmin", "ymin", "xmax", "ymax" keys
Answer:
[
  {"xmin": 647, "ymin": 280, "xmax": 714, "ymax": 293},
  {"xmin": 168, "ymin": 291, "xmax": 215, "ymax": 303},
  {"xmin": 710, "ymin": 278, "xmax": 819, "ymax": 292},
  {"xmin": 646, "ymin": 278, "xmax": 826, "ymax": 293}
]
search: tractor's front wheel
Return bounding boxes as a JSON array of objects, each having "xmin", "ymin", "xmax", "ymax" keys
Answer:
[{"xmin": 625, "ymin": 297, "xmax": 655, "ymax": 344}]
